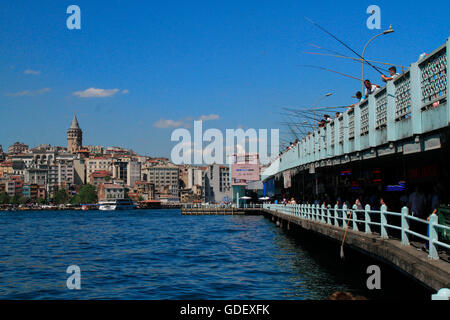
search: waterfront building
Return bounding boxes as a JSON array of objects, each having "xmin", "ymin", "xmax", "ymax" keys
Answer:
[
  {"xmin": 11, "ymin": 160, "xmax": 26, "ymax": 176},
  {"xmin": 86, "ymin": 156, "xmax": 113, "ymax": 184},
  {"xmin": 90, "ymin": 170, "xmax": 112, "ymax": 187},
  {"xmin": 73, "ymin": 158, "xmax": 86, "ymax": 185},
  {"xmin": 204, "ymin": 164, "xmax": 232, "ymax": 203},
  {"xmin": 84, "ymin": 145, "xmax": 104, "ymax": 155},
  {"xmin": 132, "ymin": 180, "xmax": 155, "ymax": 200},
  {"xmin": 67, "ymin": 114, "xmax": 83, "ymax": 153},
  {"xmin": 24, "ymin": 166, "xmax": 48, "ymax": 186},
  {"xmin": 0, "ymin": 161, "xmax": 13, "ymax": 178},
  {"xmin": 8, "ymin": 142, "xmax": 29, "ymax": 155},
  {"xmin": 0, "ymin": 145, "xmax": 5, "ymax": 162},
  {"xmin": 111, "ymin": 158, "xmax": 141, "ymax": 187},
  {"xmin": 98, "ymin": 183, "xmax": 125, "ymax": 201},
  {"xmin": 187, "ymin": 166, "xmax": 205, "ymax": 189},
  {"xmin": 22, "ymin": 184, "xmax": 39, "ymax": 200},
  {"xmin": 142, "ymin": 162, "xmax": 179, "ymax": 197}
]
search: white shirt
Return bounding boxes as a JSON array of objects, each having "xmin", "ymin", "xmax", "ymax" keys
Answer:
[{"xmin": 364, "ymin": 84, "xmax": 378, "ymax": 97}]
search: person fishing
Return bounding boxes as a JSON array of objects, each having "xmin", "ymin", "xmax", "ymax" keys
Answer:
[
  {"xmin": 363, "ymin": 79, "xmax": 380, "ymax": 98},
  {"xmin": 348, "ymin": 91, "xmax": 364, "ymax": 110},
  {"xmin": 381, "ymin": 66, "xmax": 399, "ymax": 82}
]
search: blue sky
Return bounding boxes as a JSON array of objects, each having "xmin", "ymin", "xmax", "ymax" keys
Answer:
[{"xmin": 0, "ymin": 0, "xmax": 449, "ymax": 157}]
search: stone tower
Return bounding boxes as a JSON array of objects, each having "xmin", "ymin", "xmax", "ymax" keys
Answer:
[{"xmin": 67, "ymin": 114, "xmax": 82, "ymax": 153}]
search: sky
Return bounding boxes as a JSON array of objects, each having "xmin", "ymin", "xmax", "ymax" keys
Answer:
[{"xmin": 0, "ymin": 0, "xmax": 449, "ymax": 159}]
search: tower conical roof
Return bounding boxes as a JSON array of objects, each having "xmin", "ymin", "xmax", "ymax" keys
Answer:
[{"xmin": 70, "ymin": 114, "xmax": 80, "ymax": 129}]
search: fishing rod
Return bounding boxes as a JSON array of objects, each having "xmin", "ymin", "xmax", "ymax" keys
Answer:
[
  {"xmin": 306, "ymin": 43, "xmax": 401, "ymax": 71},
  {"xmin": 303, "ymin": 51, "xmax": 405, "ymax": 69},
  {"xmin": 303, "ymin": 51, "xmax": 391, "ymax": 73},
  {"xmin": 308, "ymin": 43, "xmax": 348, "ymax": 58},
  {"xmin": 305, "ymin": 17, "xmax": 385, "ymax": 75},
  {"xmin": 299, "ymin": 64, "xmax": 383, "ymax": 85}
]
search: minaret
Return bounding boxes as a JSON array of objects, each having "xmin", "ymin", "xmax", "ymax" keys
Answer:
[{"xmin": 67, "ymin": 114, "xmax": 83, "ymax": 153}]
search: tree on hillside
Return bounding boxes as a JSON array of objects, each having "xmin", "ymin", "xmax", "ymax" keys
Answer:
[
  {"xmin": 53, "ymin": 188, "xmax": 69, "ymax": 204},
  {"xmin": 0, "ymin": 192, "xmax": 10, "ymax": 205},
  {"xmin": 37, "ymin": 197, "xmax": 49, "ymax": 205},
  {"xmin": 71, "ymin": 184, "xmax": 97, "ymax": 205},
  {"xmin": 11, "ymin": 194, "xmax": 23, "ymax": 205}
]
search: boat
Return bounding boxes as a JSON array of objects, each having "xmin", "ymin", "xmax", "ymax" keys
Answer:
[{"xmin": 98, "ymin": 199, "xmax": 136, "ymax": 211}]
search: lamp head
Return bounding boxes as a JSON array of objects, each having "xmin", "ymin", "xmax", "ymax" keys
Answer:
[{"xmin": 383, "ymin": 25, "xmax": 394, "ymax": 34}]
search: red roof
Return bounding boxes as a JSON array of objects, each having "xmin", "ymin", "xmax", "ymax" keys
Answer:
[{"xmin": 91, "ymin": 170, "xmax": 112, "ymax": 178}]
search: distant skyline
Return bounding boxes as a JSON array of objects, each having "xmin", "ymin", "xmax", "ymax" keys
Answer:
[{"xmin": 1, "ymin": 0, "xmax": 449, "ymax": 157}]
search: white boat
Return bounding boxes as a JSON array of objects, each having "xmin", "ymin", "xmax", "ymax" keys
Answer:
[{"xmin": 98, "ymin": 199, "xmax": 136, "ymax": 211}]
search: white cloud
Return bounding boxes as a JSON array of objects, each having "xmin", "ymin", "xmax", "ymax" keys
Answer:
[
  {"xmin": 198, "ymin": 114, "xmax": 220, "ymax": 121},
  {"xmin": 154, "ymin": 119, "xmax": 187, "ymax": 128},
  {"xmin": 73, "ymin": 88, "xmax": 120, "ymax": 98},
  {"xmin": 6, "ymin": 88, "xmax": 51, "ymax": 97},
  {"xmin": 24, "ymin": 69, "xmax": 41, "ymax": 75},
  {"xmin": 154, "ymin": 114, "xmax": 220, "ymax": 129}
]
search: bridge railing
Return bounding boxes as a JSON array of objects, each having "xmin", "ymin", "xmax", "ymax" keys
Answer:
[
  {"xmin": 263, "ymin": 203, "xmax": 450, "ymax": 261},
  {"xmin": 263, "ymin": 37, "xmax": 449, "ymax": 177},
  {"xmin": 182, "ymin": 203, "xmax": 263, "ymax": 209}
]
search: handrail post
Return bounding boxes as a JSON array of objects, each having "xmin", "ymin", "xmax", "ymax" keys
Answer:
[
  {"xmin": 327, "ymin": 205, "xmax": 331, "ymax": 225},
  {"xmin": 334, "ymin": 204, "xmax": 339, "ymax": 226},
  {"xmin": 321, "ymin": 204, "xmax": 326, "ymax": 223},
  {"xmin": 428, "ymin": 213, "xmax": 438, "ymax": 260},
  {"xmin": 364, "ymin": 204, "xmax": 371, "ymax": 234},
  {"xmin": 401, "ymin": 206, "xmax": 410, "ymax": 245},
  {"xmin": 342, "ymin": 204, "xmax": 347, "ymax": 228},
  {"xmin": 352, "ymin": 204, "xmax": 358, "ymax": 231},
  {"xmin": 380, "ymin": 204, "xmax": 388, "ymax": 238}
]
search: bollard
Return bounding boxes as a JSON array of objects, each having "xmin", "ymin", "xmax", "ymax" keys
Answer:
[
  {"xmin": 380, "ymin": 204, "xmax": 388, "ymax": 238},
  {"xmin": 364, "ymin": 204, "xmax": 371, "ymax": 234},
  {"xmin": 401, "ymin": 206, "xmax": 409, "ymax": 245},
  {"xmin": 428, "ymin": 213, "xmax": 438, "ymax": 260}
]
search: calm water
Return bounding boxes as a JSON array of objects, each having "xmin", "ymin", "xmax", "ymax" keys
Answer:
[{"xmin": 0, "ymin": 209, "xmax": 429, "ymax": 299}]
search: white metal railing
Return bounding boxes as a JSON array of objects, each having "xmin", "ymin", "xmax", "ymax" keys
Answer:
[
  {"xmin": 263, "ymin": 203, "xmax": 450, "ymax": 261},
  {"xmin": 182, "ymin": 203, "xmax": 263, "ymax": 209}
]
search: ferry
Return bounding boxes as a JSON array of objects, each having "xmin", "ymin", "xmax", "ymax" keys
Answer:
[{"xmin": 98, "ymin": 199, "xmax": 136, "ymax": 211}]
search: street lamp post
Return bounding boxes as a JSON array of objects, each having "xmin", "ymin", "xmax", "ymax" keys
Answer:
[
  {"xmin": 361, "ymin": 25, "xmax": 394, "ymax": 93},
  {"xmin": 313, "ymin": 92, "xmax": 333, "ymax": 129}
]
